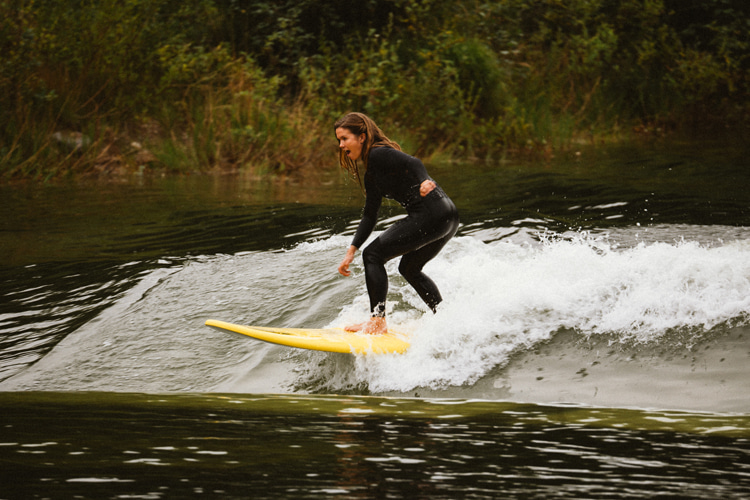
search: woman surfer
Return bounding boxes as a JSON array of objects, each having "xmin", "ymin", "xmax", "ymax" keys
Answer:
[{"xmin": 335, "ymin": 112, "xmax": 459, "ymax": 334}]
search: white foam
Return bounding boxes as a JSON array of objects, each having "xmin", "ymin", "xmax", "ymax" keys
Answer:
[
  {"xmin": 6, "ymin": 227, "xmax": 748, "ymax": 397},
  {"xmin": 313, "ymin": 232, "xmax": 750, "ymax": 392}
]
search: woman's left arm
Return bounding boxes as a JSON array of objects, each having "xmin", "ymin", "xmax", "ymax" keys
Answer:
[{"xmin": 338, "ymin": 245, "xmax": 357, "ymax": 277}]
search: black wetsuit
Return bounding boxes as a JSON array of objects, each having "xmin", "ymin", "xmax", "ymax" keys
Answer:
[{"xmin": 351, "ymin": 146, "xmax": 459, "ymax": 317}]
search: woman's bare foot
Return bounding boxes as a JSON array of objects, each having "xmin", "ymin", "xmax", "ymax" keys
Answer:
[{"xmin": 344, "ymin": 317, "xmax": 387, "ymax": 334}]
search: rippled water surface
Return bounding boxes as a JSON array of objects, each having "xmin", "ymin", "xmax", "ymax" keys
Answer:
[
  {"xmin": 1, "ymin": 136, "xmax": 749, "ymax": 498},
  {"xmin": 3, "ymin": 393, "xmax": 750, "ymax": 499}
]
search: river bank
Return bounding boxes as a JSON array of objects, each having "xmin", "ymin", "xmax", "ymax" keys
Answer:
[{"xmin": 2, "ymin": 0, "xmax": 747, "ymax": 182}]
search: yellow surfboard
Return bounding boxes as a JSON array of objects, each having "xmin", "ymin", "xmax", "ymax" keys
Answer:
[{"xmin": 205, "ymin": 319, "xmax": 410, "ymax": 354}]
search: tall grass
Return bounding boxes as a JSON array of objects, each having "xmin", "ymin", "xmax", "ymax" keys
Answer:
[{"xmin": 1, "ymin": 0, "xmax": 747, "ymax": 181}]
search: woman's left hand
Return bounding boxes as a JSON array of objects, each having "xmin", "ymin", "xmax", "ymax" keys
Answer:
[{"xmin": 338, "ymin": 245, "xmax": 357, "ymax": 276}]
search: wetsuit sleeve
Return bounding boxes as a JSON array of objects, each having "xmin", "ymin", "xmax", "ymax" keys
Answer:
[
  {"xmin": 368, "ymin": 147, "xmax": 432, "ymax": 207},
  {"xmin": 351, "ymin": 175, "xmax": 382, "ymax": 249}
]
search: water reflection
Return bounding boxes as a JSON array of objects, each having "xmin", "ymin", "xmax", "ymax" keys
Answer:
[
  {"xmin": 1, "ymin": 140, "xmax": 750, "ymax": 500},
  {"xmin": 1, "ymin": 393, "xmax": 748, "ymax": 499}
]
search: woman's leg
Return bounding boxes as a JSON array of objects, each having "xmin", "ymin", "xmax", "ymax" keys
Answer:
[
  {"xmin": 361, "ymin": 195, "xmax": 459, "ymax": 316},
  {"xmin": 361, "ymin": 238, "xmax": 392, "ymax": 318},
  {"xmin": 397, "ymin": 229, "xmax": 455, "ymax": 312}
]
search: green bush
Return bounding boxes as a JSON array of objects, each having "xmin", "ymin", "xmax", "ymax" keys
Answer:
[{"xmin": 0, "ymin": 0, "xmax": 747, "ymax": 180}]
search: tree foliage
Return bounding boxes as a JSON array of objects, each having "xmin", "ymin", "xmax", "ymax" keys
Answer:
[{"xmin": 0, "ymin": 0, "xmax": 747, "ymax": 179}]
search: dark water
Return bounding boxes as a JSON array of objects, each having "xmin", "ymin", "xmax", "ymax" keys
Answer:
[
  {"xmin": 2, "ymin": 393, "xmax": 750, "ymax": 499},
  {"xmin": 1, "ymin": 136, "xmax": 750, "ymax": 498}
]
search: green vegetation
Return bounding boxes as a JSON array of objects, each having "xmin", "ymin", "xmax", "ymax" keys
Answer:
[{"xmin": 1, "ymin": 0, "xmax": 748, "ymax": 180}]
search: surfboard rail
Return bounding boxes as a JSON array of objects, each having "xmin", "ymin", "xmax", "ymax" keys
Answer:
[{"xmin": 205, "ymin": 319, "xmax": 410, "ymax": 354}]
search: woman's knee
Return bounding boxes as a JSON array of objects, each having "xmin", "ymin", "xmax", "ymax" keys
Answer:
[
  {"xmin": 362, "ymin": 240, "xmax": 385, "ymax": 266},
  {"xmin": 398, "ymin": 258, "xmax": 420, "ymax": 281}
]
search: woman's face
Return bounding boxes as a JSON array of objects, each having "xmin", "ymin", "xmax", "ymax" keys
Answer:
[{"xmin": 336, "ymin": 127, "xmax": 365, "ymax": 161}]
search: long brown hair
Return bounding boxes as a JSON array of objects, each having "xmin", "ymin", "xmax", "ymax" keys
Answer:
[{"xmin": 334, "ymin": 112, "xmax": 401, "ymax": 188}]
